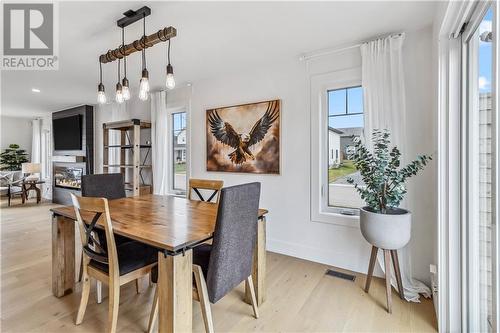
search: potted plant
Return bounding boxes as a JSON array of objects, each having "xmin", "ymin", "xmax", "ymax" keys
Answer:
[
  {"xmin": 347, "ymin": 130, "xmax": 431, "ymax": 249},
  {"xmin": 0, "ymin": 144, "xmax": 29, "ymax": 171}
]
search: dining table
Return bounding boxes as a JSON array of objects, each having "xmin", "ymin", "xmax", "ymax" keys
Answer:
[{"xmin": 50, "ymin": 194, "xmax": 268, "ymax": 333}]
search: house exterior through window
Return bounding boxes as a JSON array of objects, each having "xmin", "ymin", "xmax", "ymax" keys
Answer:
[
  {"xmin": 172, "ymin": 112, "xmax": 187, "ymax": 192},
  {"xmin": 327, "ymin": 86, "xmax": 365, "ymax": 212}
]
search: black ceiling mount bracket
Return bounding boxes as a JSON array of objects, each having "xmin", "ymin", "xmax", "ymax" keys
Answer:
[{"xmin": 117, "ymin": 6, "xmax": 151, "ymax": 28}]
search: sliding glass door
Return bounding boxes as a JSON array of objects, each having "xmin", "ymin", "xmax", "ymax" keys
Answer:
[{"xmin": 463, "ymin": 2, "xmax": 498, "ymax": 331}]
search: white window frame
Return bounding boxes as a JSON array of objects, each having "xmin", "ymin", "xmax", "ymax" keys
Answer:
[
  {"xmin": 437, "ymin": 1, "xmax": 498, "ymax": 332},
  {"xmin": 310, "ymin": 67, "xmax": 362, "ymax": 227},
  {"xmin": 461, "ymin": 2, "xmax": 498, "ymax": 331},
  {"xmin": 167, "ymin": 106, "xmax": 188, "ymax": 196}
]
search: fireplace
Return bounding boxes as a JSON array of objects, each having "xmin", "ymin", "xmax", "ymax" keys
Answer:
[
  {"xmin": 54, "ymin": 166, "xmax": 83, "ymax": 190},
  {"xmin": 52, "ymin": 162, "xmax": 86, "ymax": 205}
]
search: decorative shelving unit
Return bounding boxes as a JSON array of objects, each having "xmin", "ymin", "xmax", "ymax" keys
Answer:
[{"xmin": 103, "ymin": 119, "xmax": 152, "ymax": 196}]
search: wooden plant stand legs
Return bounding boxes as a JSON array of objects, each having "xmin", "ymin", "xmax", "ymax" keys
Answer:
[
  {"xmin": 364, "ymin": 246, "xmax": 405, "ymax": 314},
  {"xmin": 383, "ymin": 250, "xmax": 393, "ymax": 313},
  {"xmin": 391, "ymin": 250, "xmax": 405, "ymax": 300}
]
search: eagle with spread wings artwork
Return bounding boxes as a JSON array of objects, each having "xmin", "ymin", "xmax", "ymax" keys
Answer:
[{"xmin": 206, "ymin": 100, "xmax": 280, "ymax": 174}]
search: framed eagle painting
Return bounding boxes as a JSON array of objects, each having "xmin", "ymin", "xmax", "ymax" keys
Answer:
[{"xmin": 206, "ymin": 99, "xmax": 280, "ymax": 174}]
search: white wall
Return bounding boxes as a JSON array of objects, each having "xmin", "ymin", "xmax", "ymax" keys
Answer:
[
  {"xmin": 190, "ymin": 26, "xmax": 437, "ymax": 283},
  {"xmin": 100, "ymin": 25, "xmax": 437, "ymax": 284},
  {"xmin": 0, "ymin": 116, "xmax": 32, "ymax": 161}
]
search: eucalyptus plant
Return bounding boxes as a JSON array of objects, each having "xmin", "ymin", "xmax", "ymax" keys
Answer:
[{"xmin": 347, "ymin": 130, "xmax": 431, "ymax": 214}]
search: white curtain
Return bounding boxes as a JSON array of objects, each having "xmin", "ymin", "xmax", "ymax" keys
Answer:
[
  {"xmin": 31, "ymin": 118, "xmax": 53, "ymax": 198},
  {"xmin": 151, "ymin": 91, "xmax": 170, "ymax": 195},
  {"xmin": 31, "ymin": 119, "xmax": 42, "ymax": 164},
  {"xmin": 360, "ymin": 33, "xmax": 431, "ymax": 302}
]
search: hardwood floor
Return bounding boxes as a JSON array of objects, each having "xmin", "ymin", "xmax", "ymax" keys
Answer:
[{"xmin": 1, "ymin": 200, "xmax": 437, "ymax": 332}]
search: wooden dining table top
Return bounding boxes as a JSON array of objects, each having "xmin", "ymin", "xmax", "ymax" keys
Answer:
[{"xmin": 50, "ymin": 194, "xmax": 268, "ymax": 253}]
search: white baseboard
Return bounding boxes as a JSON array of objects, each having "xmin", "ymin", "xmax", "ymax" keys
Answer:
[{"xmin": 267, "ymin": 237, "xmax": 383, "ymax": 277}]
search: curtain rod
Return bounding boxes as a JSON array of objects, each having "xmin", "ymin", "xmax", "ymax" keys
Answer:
[
  {"xmin": 299, "ymin": 32, "xmax": 404, "ymax": 61},
  {"xmin": 299, "ymin": 43, "xmax": 361, "ymax": 61}
]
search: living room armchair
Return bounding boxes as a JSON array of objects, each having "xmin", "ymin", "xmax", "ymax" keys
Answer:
[{"xmin": 0, "ymin": 171, "xmax": 25, "ymax": 206}]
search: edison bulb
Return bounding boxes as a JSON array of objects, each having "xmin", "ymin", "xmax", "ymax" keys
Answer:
[
  {"xmin": 115, "ymin": 90, "xmax": 124, "ymax": 103},
  {"xmin": 166, "ymin": 73, "xmax": 175, "ymax": 90},
  {"xmin": 97, "ymin": 91, "xmax": 106, "ymax": 104},
  {"xmin": 97, "ymin": 83, "xmax": 106, "ymax": 104},
  {"xmin": 122, "ymin": 85, "xmax": 130, "ymax": 101}
]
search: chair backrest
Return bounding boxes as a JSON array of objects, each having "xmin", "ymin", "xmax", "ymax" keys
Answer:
[
  {"xmin": 188, "ymin": 178, "xmax": 223, "ymax": 203},
  {"xmin": 206, "ymin": 182, "xmax": 261, "ymax": 303},
  {"xmin": 81, "ymin": 173, "xmax": 126, "ymax": 200},
  {"xmin": 70, "ymin": 194, "xmax": 119, "ymax": 279}
]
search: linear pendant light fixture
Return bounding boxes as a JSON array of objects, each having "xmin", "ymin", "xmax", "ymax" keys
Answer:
[{"xmin": 97, "ymin": 6, "xmax": 177, "ymax": 104}]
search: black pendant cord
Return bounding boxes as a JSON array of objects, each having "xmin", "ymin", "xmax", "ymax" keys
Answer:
[
  {"xmin": 167, "ymin": 38, "xmax": 171, "ymax": 65},
  {"xmin": 117, "ymin": 58, "xmax": 121, "ymax": 84},
  {"xmin": 141, "ymin": 14, "xmax": 147, "ymax": 70},
  {"xmin": 99, "ymin": 61, "xmax": 103, "ymax": 84},
  {"xmin": 121, "ymin": 27, "xmax": 127, "ymax": 79}
]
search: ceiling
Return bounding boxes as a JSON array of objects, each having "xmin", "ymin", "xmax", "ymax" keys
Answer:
[{"xmin": 1, "ymin": 1, "xmax": 437, "ymax": 117}]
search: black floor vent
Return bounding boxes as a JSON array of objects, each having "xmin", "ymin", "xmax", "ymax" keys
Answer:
[{"xmin": 325, "ymin": 269, "xmax": 356, "ymax": 282}]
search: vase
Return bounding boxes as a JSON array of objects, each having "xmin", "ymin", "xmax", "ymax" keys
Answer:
[{"xmin": 359, "ymin": 206, "xmax": 411, "ymax": 250}]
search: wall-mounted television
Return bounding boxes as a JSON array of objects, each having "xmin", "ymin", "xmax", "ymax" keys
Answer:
[{"xmin": 53, "ymin": 114, "xmax": 83, "ymax": 150}]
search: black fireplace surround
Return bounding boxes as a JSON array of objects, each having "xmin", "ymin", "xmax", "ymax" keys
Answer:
[{"xmin": 52, "ymin": 105, "xmax": 94, "ymax": 205}]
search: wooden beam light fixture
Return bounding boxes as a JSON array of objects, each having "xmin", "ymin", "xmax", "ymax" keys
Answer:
[
  {"xmin": 99, "ymin": 26, "xmax": 177, "ymax": 64},
  {"xmin": 97, "ymin": 6, "xmax": 178, "ymax": 105}
]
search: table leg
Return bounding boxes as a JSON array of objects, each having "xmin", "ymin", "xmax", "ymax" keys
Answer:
[
  {"xmin": 36, "ymin": 186, "xmax": 41, "ymax": 204},
  {"xmin": 21, "ymin": 185, "xmax": 26, "ymax": 204},
  {"xmin": 157, "ymin": 250, "xmax": 193, "ymax": 333},
  {"xmin": 51, "ymin": 215, "xmax": 75, "ymax": 297},
  {"xmin": 245, "ymin": 216, "xmax": 266, "ymax": 306}
]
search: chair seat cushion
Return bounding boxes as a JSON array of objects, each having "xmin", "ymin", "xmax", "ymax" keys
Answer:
[
  {"xmin": 89, "ymin": 240, "xmax": 158, "ymax": 276},
  {"xmin": 150, "ymin": 243, "xmax": 213, "ymax": 283},
  {"xmin": 9, "ymin": 186, "xmax": 23, "ymax": 193}
]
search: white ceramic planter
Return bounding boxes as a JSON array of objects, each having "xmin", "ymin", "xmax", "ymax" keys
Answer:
[{"xmin": 360, "ymin": 206, "xmax": 411, "ymax": 250}]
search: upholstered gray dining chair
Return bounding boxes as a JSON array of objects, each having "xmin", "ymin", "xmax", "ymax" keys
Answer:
[
  {"xmin": 81, "ymin": 173, "xmax": 126, "ymax": 200},
  {"xmin": 148, "ymin": 182, "xmax": 261, "ymax": 333},
  {"xmin": 80, "ymin": 173, "xmax": 144, "ymax": 303}
]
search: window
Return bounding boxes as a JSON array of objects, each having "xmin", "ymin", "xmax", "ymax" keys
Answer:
[
  {"xmin": 462, "ymin": 5, "xmax": 497, "ymax": 331},
  {"xmin": 327, "ymin": 86, "xmax": 365, "ymax": 212},
  {"xmin": 172, "ymin": 112, "xmax": 187, "ymax": 193},
  {"xmin": 310, "ymin": 68, "xmax": 363, "ymax": 226}
]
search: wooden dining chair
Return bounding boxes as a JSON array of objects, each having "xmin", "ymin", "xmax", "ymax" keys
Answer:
[
  {"xmin": 148, "ymin": 182, "xmax": 261, "ymax": 333},
  {"xmin": 80, "ymin": 173, "xmax": 142, "ymax": 303},
  {"xmin": 70, "ymin": 194, "xmax": 157, "ymax": 333},
  {"xmin": 188, "ymin": 178, "xmax": 224, "ymax": 203}
]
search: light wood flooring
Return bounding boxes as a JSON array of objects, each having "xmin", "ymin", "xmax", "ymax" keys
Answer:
[{"xmin": 1, "ymin": 199, "xmax": 437, "ymax": 332}]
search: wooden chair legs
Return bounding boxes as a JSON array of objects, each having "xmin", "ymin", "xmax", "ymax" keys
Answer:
[
  {"xmin": 96, "ymin": 280, "xmax": 103, "ymax": 304},
  {"xmin": 147, "ymin": 287, "xmax": 159, "ymax": 333},
  {"xmin": 147, "ymin": 265, "xmax": 258, "ymax": 333},
  {"xmin": 193, "ymin": 265, "xmax": 214, "ymax": 333},
  {"xmin": 135, "ymin": 278, "xmax": 141, "ymax": 294},
  {"xmin": 108, "ymin": 278, "xmax": 120, "ymax": 333},
  {"xmin": 364, "ymin": 246, "xmax": 405, "ymax": 314},
  {"xmin": 76, "ymin": 260, "xmax": 91, "ymax": 325},
  {"xmin": 245, "ymin": 275, "xmax": 259, "ymax": 319}
]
